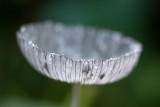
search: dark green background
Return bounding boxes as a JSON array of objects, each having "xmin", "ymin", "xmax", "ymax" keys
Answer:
[{"xmin": 0, "ymin": 0, "xmax": 160, "ymax": 107}]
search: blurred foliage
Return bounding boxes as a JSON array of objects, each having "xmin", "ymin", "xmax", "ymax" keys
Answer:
[
  {"xmin": 0, "ymin": 98, "xmax": 62, "ymax": 107},
  {"xmin": 0, "ymin": 0, "xmax": 160, "ymax": 107}
]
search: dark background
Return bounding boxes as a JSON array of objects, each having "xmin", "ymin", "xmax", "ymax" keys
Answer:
[{"xmin": 0, "ymin": 0, "xmax": 160, "ymax": 107}]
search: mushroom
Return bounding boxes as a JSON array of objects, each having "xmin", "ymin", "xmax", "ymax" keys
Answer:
[{"xmin": 16, "ymin": 21, "xmax": 142, "ymax": 107}]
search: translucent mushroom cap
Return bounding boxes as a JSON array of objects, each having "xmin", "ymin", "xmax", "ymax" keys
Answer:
[{"xmin": 16, "ymin": 21, "xmax": 142, "ymax": 85}]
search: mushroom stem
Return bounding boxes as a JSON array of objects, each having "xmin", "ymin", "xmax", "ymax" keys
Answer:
[{"xmin": 71, "ymin": 83, "xmax": 81, "ymax": 107}]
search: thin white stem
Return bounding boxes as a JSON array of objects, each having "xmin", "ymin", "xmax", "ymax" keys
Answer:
[{"xmin": 71, "ymin": 83, "xmax": 81, "ymax": 107}]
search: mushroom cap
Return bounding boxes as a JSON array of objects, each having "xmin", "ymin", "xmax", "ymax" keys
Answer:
[{"xmin": 16, "ymin": 21, "xmax": 142, "ymax": 85}]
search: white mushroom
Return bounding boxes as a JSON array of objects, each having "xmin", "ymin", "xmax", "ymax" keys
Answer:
[{"xmin": 16, "ymin": 21, "xmax": 142, "ymax": 107}]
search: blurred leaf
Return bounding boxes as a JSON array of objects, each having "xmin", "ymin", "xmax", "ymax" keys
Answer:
[
  {"xmin": 0, "ymin": 98, "xmax": 62, "ymax": 107},
  {"xmin": 81, "ymin": 86, "xmax": 100, "ymax": 107}
]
